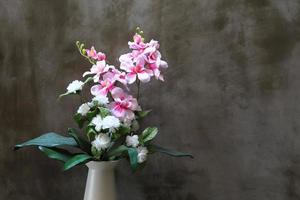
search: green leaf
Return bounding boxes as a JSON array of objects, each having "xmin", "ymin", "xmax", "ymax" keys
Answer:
[
  {"xmin": 140, "ymin": 127, "xmax": 158, "ymax": 144},
  {"xmin": 148, "ymin": 144, "xmax": 193, "ymax": 158},
  {"xmin": 136, "ymin": 110, "xmax": 152, "ymax": 118},
  {"xmin": 91, "ymin": 146, "xmax": 102, "ymax": 160},
  {"xmin": 68, "ymin": 128, "xmax": 91, "ymax": 154},
  {"xmin": 38, "ymin": 146, "xmax": 73, "ymax": 162},
  {"xmin": 99, "ymin": 107, "xmax": 110, "ymax": 118},
  {"xmin": 127, "ymin": 148, "xmax": 138, "ymax": 171},
  {"xmin": 112, "ymin": 126, "xmax": 130, "ymax": 140},
  {"xmin": 14, "ymin": 132, "xmax": 78, "ymax": 150},
  {"xmin": 74, "ymin": 113, "xmax": 85, "ymax": 128},
  {"xmin": 63, "ymin": 154, "xmax": 92, "ymax": 171},
  {"xmin": 86, "ymin": 109, "xmax": 98, "ymax": 121},
  {"xmin": 86, "ymin": 127, "xmax": 97, "ymax": 141},
  {"xmin": 107, "ymin": 145, "xmax": 128, "ymax": 157},
  {"xmin": 107, "ymin": 145, "xmax": 138, "ymax": 171}
]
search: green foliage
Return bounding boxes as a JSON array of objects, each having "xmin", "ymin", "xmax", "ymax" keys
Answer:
[
  {"xmin": 99, "ymin": 107, "xmax": 110, "ymax": 118},
  {"xmin": 63, "ymin": 154, "xmax": 92, "ymax": 171},
  {"xmin": 91, "ymin": 146, "xmax": 102, "ymax": 160},
  {"xmin": 139, "ymin": 127, "xmax": 158, "ymax": 145},
  {"xmin": 14, "ymin": 132, "xmax": 78, "ymax": 150},
  {"xmin": 127, "ymin": 148, "xmax": 138, "ymax": 171},
  {"xmin": 107, "ymin": 145, "xmax": 138, "ymax": 170},
  {"xmin": 86, "ymin": 126, "xmax": 97, "ymax": 141},
  {"xmin": 74, "ymin": 113, "xmax": 85, "ymax": 128},
  {"xmin": 68, "ymin": 128, "xmax": 91, "ymax": 154},
  {"xmin": 38, "ymin": 146, "xmax": 73, "ymax": 162},
  {"xmin": 136, "ymin": 110, "xmax": 151, "ymax": 119},
  {"xmin": 112, "ymin": 126, "xmax": 130, "ymax": 140},
  {"xmin": 148, "ymin": 144, "xmax": 194, "ymax": 158}
]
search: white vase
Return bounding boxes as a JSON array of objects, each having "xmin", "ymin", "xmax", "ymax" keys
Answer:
[{"xmin": 83, "ymin": 161, "xmax": 118, "ymax": 200}]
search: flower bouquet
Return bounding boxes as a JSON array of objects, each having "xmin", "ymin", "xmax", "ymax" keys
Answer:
[{"xmin": 15, "ymin": 28, "xmax": 192, "ymax": 200}]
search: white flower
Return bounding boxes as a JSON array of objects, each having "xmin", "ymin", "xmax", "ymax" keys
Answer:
[
  {"xmin": 91, "ymin": 133, "xmax": 111, "ymax": 151},
  {"xmin": 102, "ymin": 116, "xmax": 120, "ymax": 130},
  {"xmin": 91, "ymin": 115, "xmax": 103, "ymax": 131},
  {"xmin": 77, "ymin": 103, "xmax": 90, "ymax": 116},
  {"xmin": 93, "ymin": 95, "xmax": 109, "ymax": 105},
  {"xmin": 67, "ymin": 80, "xmax": 84, "ymax": 93},
  {"xmin": 137, "ymin": 146, "xmax": 148, "ymax": 163},
  {"xmin": 126, "ymin": 135, "xmax": 139, "ymax": 147}
]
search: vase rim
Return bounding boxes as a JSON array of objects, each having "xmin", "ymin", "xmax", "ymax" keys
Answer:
[{"xmin": 86, "ymin": 160, "xmax": 119, "ymax": 169}]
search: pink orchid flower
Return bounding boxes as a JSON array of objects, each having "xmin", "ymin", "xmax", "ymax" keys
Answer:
[
  {"xmin": 142, "ymin": 44, "xmax": 168, "ymax": 81},
  {"xmin": 86, "ymin": 46, "xmax": 106, "ymax": 61},
  {"xmin": 90, "ymin": 72, "xmax": 115, "ymax": 96},
  {"xmin": 83, "ymin": 60, "xmax": 114, "ymax": 82},
  {"xmin": 119, "ymin": 54, "xmax": 153, "ymax": 84},
  {"xmin": 109, "ymin": 87, "xmax": 141, "ymax": 121},
  {"xmin": 128, "ymin": 33, "xmax": 146, "ymax": 50},
  {"xmin": 111, "ymin": 68, "xmax": 127, "ymax": 85}
]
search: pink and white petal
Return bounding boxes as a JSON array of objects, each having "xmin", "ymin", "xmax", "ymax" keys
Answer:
[
  {"xmin": 93, "ymin": 75, "xmax": 100, "ymax": 83},
  {"xmin": 110, "ymin": 103, "xmax": 126, "ymax": 119},
  {"xmin": 91, "ymin": 85, "xmax": 102, "ymax": 96},
  {"xmin": 91, "ymin": 85, "xmax": 108, "ymax": 96},
  {"xmin": 124, "ymin": 110, "xmax": 135, "ymax": 121},
  {"xmin": 129, "ymin": 98, "xmax": 140, "ymax": 111},
  {"xmin": 158, "ymin": 74, "xmax": 164, "ymax": 81},
  {"xmin": 160, "ymin": 60, "xmax": 168, "ymax": 68},
  {"xmin": 144, "ymin": 69, "xmax": 154, "ymax": 76},
  {"xmin": 136, "ymin": 55, "xmax": 146, "ymax": 66},
  {"xmin": 110, "ymin": 87, "xmax": 125, "ymax": 99},
  {"xmin": 126, "ymin": 73, "xmax": 137, "ymax": 84},
  {"xmin": 137, "ymin": 71, "xmax": 151, "ymax": 83}
]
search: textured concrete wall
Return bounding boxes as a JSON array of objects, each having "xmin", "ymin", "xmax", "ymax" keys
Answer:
[{"xmin": 1, "ymin": 0, "xmax": 300, "ymax": 199}]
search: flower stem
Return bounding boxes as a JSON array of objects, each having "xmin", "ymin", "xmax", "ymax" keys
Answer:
[{"xmin": 136, "ymin": 80, "xmax": 141, "ymax": 100}]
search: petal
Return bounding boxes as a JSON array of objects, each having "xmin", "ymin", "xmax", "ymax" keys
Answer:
[
  {"xmin": 126, "ymin": 73, "xmax": 137, "ymax": 84},
  {"xmin": 137, "ymin": 71, "xmax": 151, "ymax": 83},
  {"xmin": 111, "ymin": 87, "xmax": 125, "ymax": 99},
  {"xmin": 160, "ymin": 60, "xmax": 168, "ymax": 68},
  {"xmin": 110, "ymin": 103, "xmax": 126, "ymax": 119},
  {"xmin": 124, "ymin": 110, "xmax": 135, "ymax": 121},
  {"xmin": 91, "ymin": 85, "xmax": 107, "ymax": 96}
]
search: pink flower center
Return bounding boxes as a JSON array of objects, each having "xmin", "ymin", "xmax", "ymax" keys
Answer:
[{"xmin": 132, "ymin": 65, "xmax": 143, "ymax": 73}]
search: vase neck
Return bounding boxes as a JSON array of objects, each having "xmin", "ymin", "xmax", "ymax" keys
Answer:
[{"xmin": 86, "ymin": 161, "xmax": 118, "ymax": 171}]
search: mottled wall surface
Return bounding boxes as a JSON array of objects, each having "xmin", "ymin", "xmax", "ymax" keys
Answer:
[{"xmin": 1, "ymin": 0, "xmax": 300, "ymax": 199}]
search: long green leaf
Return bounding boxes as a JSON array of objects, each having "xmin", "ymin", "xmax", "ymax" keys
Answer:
[
  {"xmin": 107, "ymin": 145, "xmax": 128, "ymax": 158},
  {"xmin": 149, "ymin": 144, "xmax": 193, "ymax": 158},
  {"xmin": 107, "ymin": 145, "xmax": 138, "ymax": 171},
  {"xmin": 63, "ymin": 154, "xmax": 92, "ymax": 171},
  {"xmin": 38, "ymin": 146, "xmax": 73, "ymax": 162},
  {"xmin": 68, "ymin": 128, "xmax": 91, "ymax": 154},
  {"xmin": 127, "ymin": 148, "xmax": 138, "ymax": 171},
  {"xmin": 14, "ymin": 132, "xmax": 78, "ymax": 150}
]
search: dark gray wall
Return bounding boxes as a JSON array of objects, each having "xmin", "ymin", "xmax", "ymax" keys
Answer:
[{"xmin": 1, "ymin": 0, "xmax": 300, "ymax": 199}]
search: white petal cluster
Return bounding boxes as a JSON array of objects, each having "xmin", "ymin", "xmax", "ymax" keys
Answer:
[
  {"xmin": 77, "ymin": 103, "xmax": 90, "ymax": 116},
  {"xmin": 93, "ymin": 95, "xmax": 109, "ymax": 105},
  {"xmin": 91, "ymin": 115, "xmax": 103, "ymax": 131},
  {"xmin": 91, "ymin": 133, "xmax": 111, "ymax": 151},
  {"xmin": 137, "ymin": 146, "xmax": 148, "ymax": 163},
  {"xmin": 102, "ymin": 116, "xmax": 120, "ymax": 130},
  {"xmin": 126, "ymin": 135, "xmax": 139, "ymax": 147},
  {"xmin": 91, "ymin": 115, "xmax": 120, "ymax": 132},
  {"xmin": 67, "ymin": 80, "xmax": 84, "ymax": 93}
]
